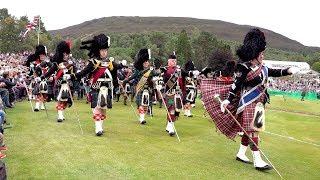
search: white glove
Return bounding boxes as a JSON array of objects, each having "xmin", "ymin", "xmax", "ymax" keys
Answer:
[
  {"xmin": 156, "ymin": 85, "xmax": 162, "ymax": 90},
  {"xmin": 220, "ymin": 99, "xmax": 230, "ymax": 113},
  {"xmin": 59, "ymin": 63, "xmax": 66, "ymax": 69},
  {"xmin": 193, "ymin": 70, "xmax": 200, "ymax": 76},
  {"xmin": 63, "ymin": 74, "xmax": 71, "ymax": 80},
  {"xmin": 288, "ymin": 67, "xmax": 300, "ymax": 74},
  {"xmin": 35, "ymin": 77, "xmax": 41, "ymax": 82}
]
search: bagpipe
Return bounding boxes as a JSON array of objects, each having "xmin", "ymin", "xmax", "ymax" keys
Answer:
[{"xmin": 135, "ymin": 68, "xmax": 153, "ymax": 97}]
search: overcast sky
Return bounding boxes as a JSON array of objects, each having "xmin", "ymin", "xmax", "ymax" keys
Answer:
[{"xmin": 2, "ymin": 0, "xmax": 319, "ymax": 47}]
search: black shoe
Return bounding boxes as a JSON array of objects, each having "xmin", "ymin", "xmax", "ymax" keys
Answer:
[
  {"xmin": 169, "ymin": 132, "xmax": 176, "ymax": 136},
  {"xmin": 57, "ymin": 119, "xmax": 63, "ymax": 122},
  {"xmin": 255, "ymin": 165, "xmax": 273, "ymax": 171},
  {"xmin": 34, "ymin": 108, "xmax": 39, "ymax": 112},
  {"xmin": 236, "ymin": 157, "xmax": 252, "ymax": 164},
  {"xmin": 96, "ymin": 131, "xmax": 103, "ymax": 136},
  {"xmin": 140, "ymin": 120, "xmax": 146, "ymax": 125}
]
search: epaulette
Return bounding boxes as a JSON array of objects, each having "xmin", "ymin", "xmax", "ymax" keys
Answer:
[{"xmin": 90, "ymin": 59, "xmax": 101, "ymax": 70}]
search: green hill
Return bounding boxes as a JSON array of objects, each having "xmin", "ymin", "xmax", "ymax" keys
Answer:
[{"xmin": 49, "ymin": 16, "xmax": 319, "ymax": 53}]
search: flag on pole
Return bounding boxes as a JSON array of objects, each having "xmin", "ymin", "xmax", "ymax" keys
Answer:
[
  {"xmin": 19, "ymin": 15, "xmax": 41, "ymax": 38},
  {"xmin": 33, "ymin": 15, "xmax": 40, "ymax": 25}
]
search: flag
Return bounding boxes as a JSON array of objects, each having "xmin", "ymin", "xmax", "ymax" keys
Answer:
[
  {"xmin": 33, "ymin": 15, "xmax": 40, "ymax": 26},
  {"xmin": 20, "ymin": 15, "xmax": 41, "ymax": 38}
]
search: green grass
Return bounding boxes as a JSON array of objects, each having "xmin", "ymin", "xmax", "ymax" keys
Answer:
[{"xmin": 3, "ymin": 96, "xmax": 320, "ymax": 179}]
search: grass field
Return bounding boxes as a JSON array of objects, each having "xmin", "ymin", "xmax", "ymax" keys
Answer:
[{"xmin": 3, "ymin": 96, "xmax": 320, "ymax": 179}]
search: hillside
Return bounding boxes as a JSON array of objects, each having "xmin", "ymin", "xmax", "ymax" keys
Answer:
[{"xmin": 49, "ymin": 16, "xmax": 319, "ymax": 53}]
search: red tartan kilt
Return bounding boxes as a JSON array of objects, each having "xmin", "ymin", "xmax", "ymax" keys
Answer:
[
  {"xmin": 201, "ymin": 78, "xmax": 267, "ymax": 139},
  {"xmin": 201, "ymin": 79, "xmax": 240, "ymax": 139}
]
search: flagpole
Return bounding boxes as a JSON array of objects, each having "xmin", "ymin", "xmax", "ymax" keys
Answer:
[{"xmin": 37, "ymin": 16, "xmax": 40, "ymax": 45}]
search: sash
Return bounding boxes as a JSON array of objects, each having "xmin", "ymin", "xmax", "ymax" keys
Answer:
[
  {"xmin": 236, "ymin": 65, "xmax": 268, "ymax": 114},
  {"xmin": 55, "ymin": 69, "xmax": 64, "ymax": 81},
  {"xmin": 91, "ymin": 67, "xmax": 107, "ymax": 84},
  {"xmin": 135, "ymin": 69, "xmax": 151, "ymax": 94}
]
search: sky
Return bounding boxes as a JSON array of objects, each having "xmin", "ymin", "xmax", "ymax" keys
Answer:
[{"xmin": 1, "ymin": 0, "xmax": 319, "ymax": 47}]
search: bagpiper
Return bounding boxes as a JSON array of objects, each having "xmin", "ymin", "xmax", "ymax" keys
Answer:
[
  {"xmin": 201, "ymin": 28, "xmax": 299, "ymax": 171},
  {"xmin": 124, "ymin": 48, "xmax": 157, "ymax": 124},
  {"xmin": 43, "ymin": 41, "xmax": 73, "ymax": 122},
  {"xmin": 161, "ymin": 54, "xmax": 189, "ymax": 136},
  {"xmin": 183, "ymin": 60, "xmax": 198, "ymax": 117},
  {"xmin": 25, "ymin": 45, "xmax": 50, "ymax": 112},
  {"xmin": 70, "ymin": 34, "xmax": 122, "ymax": 136}
]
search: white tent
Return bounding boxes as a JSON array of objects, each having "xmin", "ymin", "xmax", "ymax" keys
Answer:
[{"xmin": 264, "ymin": 60, "xmax": 311, "ymax": 74}]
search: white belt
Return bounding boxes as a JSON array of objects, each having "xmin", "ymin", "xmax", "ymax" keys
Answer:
[{"xmin": 97, "ymin": 78, "xmax": 112, "ymax": 82}]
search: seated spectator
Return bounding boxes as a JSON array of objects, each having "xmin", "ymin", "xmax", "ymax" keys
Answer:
[{"xmin": 0, "ymin": 82, "xmax": 12, "ymax": 108}]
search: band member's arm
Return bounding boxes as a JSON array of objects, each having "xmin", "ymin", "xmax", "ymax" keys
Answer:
[
  {"xmin": 112, "ymin": 61, "xmax": 124, "ymax": 71},
  {"xmin": 227, "ymin": 64, "xmax": 250, "ymax": 102},
  {"xmin": 268, "ymin": 67, "xmax": 291, "ymax": 77},
  {"xmin": 43, "ymin": 62, "xmax": 58, "ymax": 79},
  {"xmin": 151, "ymin": 69, "xmax": 161, "ymax": 77},
  {"xmin": 72, "ymin": 61, "xmax": 95, "ymax": 80},
  {"xmin": 123, "ymin": 70, "xmax": 139, "ymax": 84}
]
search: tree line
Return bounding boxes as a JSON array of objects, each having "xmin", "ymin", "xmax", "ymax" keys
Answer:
[{"xmin": 1, "ymin": 8, "xmax": 319, "ymax": 72}]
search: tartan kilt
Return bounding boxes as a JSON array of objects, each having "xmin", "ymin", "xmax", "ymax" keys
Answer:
[
  {"xmin": 201, "ymin": 79, "xmax": 267, "ymax": 139},
  {"xmin": 200, "ymin": 78, "xmax": 240, "ymax": 139}
]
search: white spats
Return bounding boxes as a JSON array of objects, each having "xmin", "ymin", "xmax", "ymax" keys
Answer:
[
  {"xmin": 252, "ymin": 151, "xmax": 270, "ymax": 168},
  {"xmin": 95, "ymin": 121, "xmax": 103, "ymax": 134},
  {"xmin": 35, "ymin": 102, "xmax": 40, "ymax": 111},
  {"xmin": 184, "ymin": 109, "xmax": 193, "ymax": 117},
  {"xmin": 166, "ymin": 122, "xmax": 170, "ymax": 132},
  {"xmin": 28, "ymin": 94, "xmax": 33, "ymax": 100},
  {"xmin": 166, "ymin": 122, "xmax": 175, "ymax": 135},
  {"xmin": 99, "ymin": 120, "xmax": 104, "ymax": 132},
  {"xmin": 40, "ymin": 102, "xmax": 45, "ymax": 110},
  {"xmin": 58, "ymin": 110, "xmax": 64, "ymax": 120},
  {"xmin": 139, "ymin": 113, "xmax": 146, "ymax": 124},
  {"xmin": 184, "ymin": 109, "xmax": 189, "ymax": 116},
  {"xmin": 236, "ymin": 144, "xmax": 250, "ymax": 162}
]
